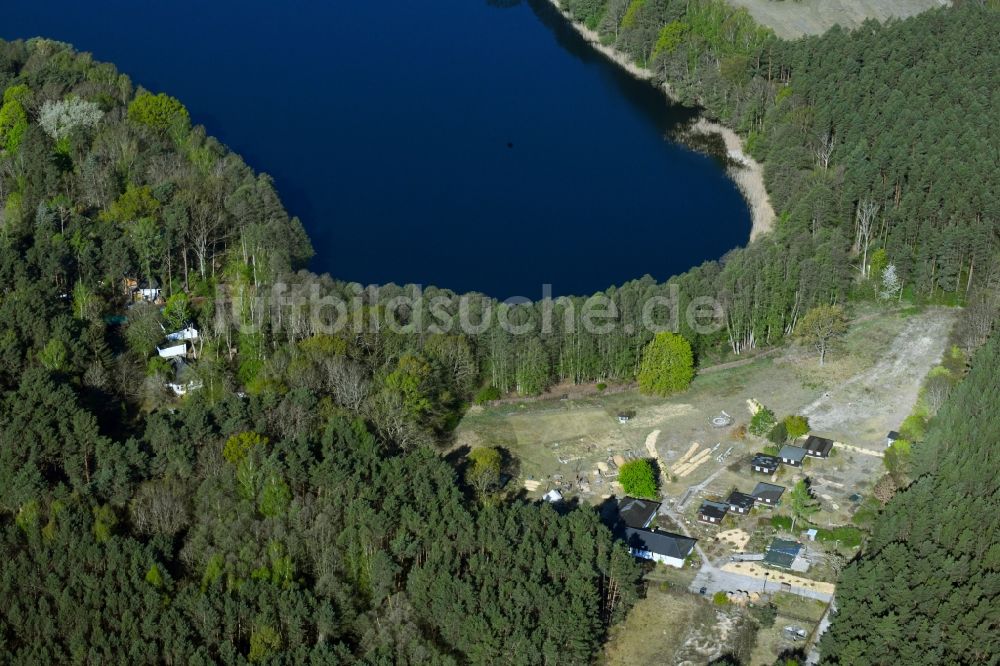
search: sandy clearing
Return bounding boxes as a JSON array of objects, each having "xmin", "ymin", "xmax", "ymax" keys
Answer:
[
  {"xmin": 800, "ymin": 308, "xmax": 955, "ymax": 443},
  {"xmin": 727, "ymin": 0, "xmax": 947, "ymax": 39}
]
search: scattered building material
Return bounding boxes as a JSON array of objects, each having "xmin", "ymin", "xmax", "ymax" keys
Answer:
[{"xmin": 644, "ymin": 429, "xmax": 661, "ymax": 458}]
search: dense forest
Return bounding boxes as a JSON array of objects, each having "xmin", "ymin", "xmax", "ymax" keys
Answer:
[
  {"xmin": 0, "ymin": 1, "xmax": 997, "ymax": 663},
  {"xmin": 0, "ymin": 39, "xmax": 642, "ymax": 663},
  {"xmin": 819, "ymin": 334, "xmax": 1000, "ymax": 664}
]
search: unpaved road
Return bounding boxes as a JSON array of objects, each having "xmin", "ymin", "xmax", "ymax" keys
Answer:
[{"xmin": 801, "ymin": 308, "xmax": 955, "ymax": 446}]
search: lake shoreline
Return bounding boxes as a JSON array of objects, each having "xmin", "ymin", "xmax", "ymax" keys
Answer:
[{"xmin": 542, "ymin": 0, "xmax": 775, "ymax": 241}]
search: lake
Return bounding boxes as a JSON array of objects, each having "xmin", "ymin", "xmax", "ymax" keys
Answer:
[{"xmin": 4, "ymin": 0, "xmax": 751, "ymax": 299}]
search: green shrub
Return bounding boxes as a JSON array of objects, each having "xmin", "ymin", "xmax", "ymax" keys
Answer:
[
  {"xmin": 750, "ymin": 602, "xmax": 777, "ymax": 628},
  {"xmin": 596, "ymin": 382, "xmax": 607, "ymax": 392},
  {"xmin": 783, "ymin": 415, "xmax": 810, "ymax": 440},
  {"xmin": 900, "ymin": 413, "xmax": 927, "ymax": 441},
  {"xmin": 618, "ymin": 459, "xmax": 658, "ymax": 499},
  {"xmin": 713, "ymin": 591, "xmax": 730, "ymax": 605},
  {"xmin": 474, "ymin": 385, "xmax": 501, "ymax": 405},
  {"xmin": 771, "ymin": 515, "xmax": 793, "ymax": 530},
  {"xmin": 637, "ymin": 332, "xmax": 695, "ymax": 396},
  {"xmin": 815, "ymin": 526, "xmax": 863, "ymax": 548},
  {"xmin": 749, "ymin": 407, "xmax": 776, "ymax": 437},
  {"xmin": 767, "ymin": 421, "xmax": 788, "ymax": 445}
]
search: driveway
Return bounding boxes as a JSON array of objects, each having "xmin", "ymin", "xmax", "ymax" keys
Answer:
[{"xmin": 689, "ymin": 563, "xmax": 834, "ymax": 603}]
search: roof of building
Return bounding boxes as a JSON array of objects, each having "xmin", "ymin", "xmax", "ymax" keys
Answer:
[
  {"xmin": 751, "ymin": 453, "xmax": 781, "ymax": 468},
  {"xmin": 543, "ymin": 489, "xmax": 563, "ymax": 503},
  {"xmin": 764, "ymin": 538, "xmax": 802, "ymax": 568},
  {"xmin": 698, "ymin": 500, "xmax": 729, "ymax": 521},
  {"xmin": 727, "ymin": 491, "xmax": 755, "ymax": 511},
  {"xmin": 752, "ymin": 482, "xmax": 786, "ymax": 502},
  {"xmin": 623, "ymin": 527, "xmax": 696, "ymax": 560},
  {"xmin": 804, "ymin": 435, "xmax": 834, "ymax": 452},
  {"xmin": 778, "ymin": 445, "xmax": 807, "ymax": 462},
  {"xmin": 616, "ymin": 496, "xmax": 661, "ymax": 529}
]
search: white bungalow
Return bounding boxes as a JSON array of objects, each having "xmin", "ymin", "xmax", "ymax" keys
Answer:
[
  {"xmin": 157, "ymin": 343, "xmax": 187, "ymax": 359},
  {"xmin": 165, "ymin": 326, "xmax": 199, "ymax": 342}
]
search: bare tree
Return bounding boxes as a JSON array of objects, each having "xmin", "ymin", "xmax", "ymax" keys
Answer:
[
  {"xmin": 922, "ymin": 374, "xmax": 953, "ymax": 415},
  {"xmin": 815, "ymin": 128, "xmax": 834, "ymax": 170},
  {"xmin": 324, "ymin": 356, "xmax": 371, "ymax": 411},
  {"xmin": 957, "ymin": 289, "xmax": 998, "ymax": 352},
  {"xmin": 853, "ymin": 197, "xmax": 879, "ymax": 278}
]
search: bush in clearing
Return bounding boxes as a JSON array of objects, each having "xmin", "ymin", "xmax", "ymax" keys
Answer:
[
  {"xmin": 815, "ymin": 526, "xmax": 863, "ymax": 548},
  {"xmin": 618, "ymin": 459, "xmax": 658, "ymax": 499},
  {"xmin": 767, "ymin": 420, "xmax": 788, "ymax": 445},
  {"xmin": 771, "ymin": 515, "xmax": 793, "ymax": 531},
  {"xmin": 749, "ymin": 406, "xmax": 777, "ymax": 437},
  {"xmin": 473, "ymin": 386, "xmax": 501, "ymax": 405},
  {"xmin": 784, "ymin": 415, "xmax": 810, "ymax": 440}
]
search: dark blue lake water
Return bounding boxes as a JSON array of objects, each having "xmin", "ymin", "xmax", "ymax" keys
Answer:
[{"xmin": 5, "ymin": 0, "xmax": 750, "ymax": 299}]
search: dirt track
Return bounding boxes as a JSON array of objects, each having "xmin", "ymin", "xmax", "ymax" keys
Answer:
[{"xmin": 801, "ymin": 308, "xmax": 955, "ymax": 446}]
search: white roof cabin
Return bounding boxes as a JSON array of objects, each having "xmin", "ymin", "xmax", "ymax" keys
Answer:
[
  {"xmin": 165, "ymin": 326, "xmax": 199, "ymax": 342},
  {"xmin": 157, "ymin": 343, "xmax": 187, "ymax": 359},
  {"xmin": 543, "ymin": 489, "xmax": 563, "ymax": 503}
]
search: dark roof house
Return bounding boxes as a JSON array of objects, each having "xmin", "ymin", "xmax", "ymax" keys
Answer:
[
  {"xmin": 752, "ymin": 482, "xmax": 786, "ymax": 506},
  {"xmin": 616, "ymin": 496, "xmax": 661, "ymax": 529},
  {"xmin": 726, "ymin": 491, "xmax": 755, "ymax": 514},
  {"xmin": 778, "ymin": 445, "xmax": 807, "ymax": 466},
  {"xmin": 622, "ymin": 527, "xmax": 696, "ymax": 564},
  {"xmin": 600, "ymin": 496, "xmax": 662, "ymax": 536},
  {"xmin": 764, "ymin": 538, "xmax": 802, "ymax": 569},
  {"xmin": 803, "ymin": 435, "xmax": 834, "ymax": 458},
  {"xmin": 751, "ymin": 453, "xmax": 780, "ymax": 474},
  {"xmin": 697, "ymin": 500, "xmax": 729, "ymax": 524}
]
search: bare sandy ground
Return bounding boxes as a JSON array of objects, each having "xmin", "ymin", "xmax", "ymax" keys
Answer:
[
  {"xmin": 544, "ymin": 0, "xmax": 775, "ymax": 242},
  {"xmin": 727, "ymin": 0, "xmax": 948, "ymax": 40},
  {"xmin": 800, "ymin": 308, "xmax": 955, "ymax": 445}
]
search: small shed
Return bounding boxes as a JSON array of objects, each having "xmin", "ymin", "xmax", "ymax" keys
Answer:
[
  {"xmin": 751, "ymin": 453, "xmax": 780, "ymax": 475},
  {"xmin": 543, "ymin": 489, "xmax": 563, "ymax": 503},
  {"xmin": 726, "ymin": 490, "xmax": 755, "ymax": 515},
  {"xmin": 697, "ymin": 500, "xmax": 729, "ymax": 525},
  {"xmin": 803, "ymin": 435, "xmax": 834, "ymax": 458},
  {"xmin": 752, "ymin": 482, "xmax": 785, "ymax": 506},
  {"xmin": 778, "ymin": 445, "xmax": 807, "ymax": 467}
]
